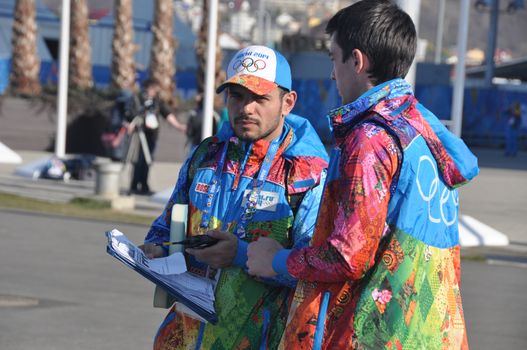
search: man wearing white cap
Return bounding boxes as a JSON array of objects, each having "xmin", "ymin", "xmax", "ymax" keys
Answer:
[{"xmin": 140, "ymin": 45, "xmax": 329, "ymax": 349}]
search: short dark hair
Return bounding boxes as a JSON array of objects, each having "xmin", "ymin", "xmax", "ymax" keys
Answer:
[
  {"xmin": 326, "ymin": 0, "xmax": 416, "ymax": 85},
  {"xmin": 142, "ymin": 78, "xmax": 158, "ymax": 89},
  {"xmin": 278, "ymin": 87, "xmax": 289, "ymax": 99}
]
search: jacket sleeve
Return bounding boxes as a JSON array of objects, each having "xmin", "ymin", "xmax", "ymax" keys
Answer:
[
  {"xmin": 290, "ymin": 170, "xmax": 327, "ymax": 250},
  {"xmin": 286, "ymin": 124, "xmax": 401, "ymax": 283},
  {"xmin": 270, "ymin": 170, "xmax": 327, "ymax": 287},
  {"xmin": 144, "ymin": 149, "xmax": 195, "ymax": 245},
  {"xmin": 233, "ymin": 171, "xmax": 327, "ymax": 289}
]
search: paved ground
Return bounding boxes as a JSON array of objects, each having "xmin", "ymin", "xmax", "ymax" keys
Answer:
[
  {"xmin": 0, "ymin": 150, "xmax": 182, "ymax": 218},
  {"xmin": 0, "ymin": 211, "xmax": 167, "ymax": 350},
  {"xmin": 0, "ymin": 210, "xmax": 525, "ymax": 350},
  {"xmin": 459, "ymin": 148, "xmax": 527, "ymax": 247}
]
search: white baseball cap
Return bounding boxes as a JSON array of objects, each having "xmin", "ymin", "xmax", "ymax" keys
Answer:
[{"xmin": 216, "ymin": 45, "xmax": 292, "ymax": 95}]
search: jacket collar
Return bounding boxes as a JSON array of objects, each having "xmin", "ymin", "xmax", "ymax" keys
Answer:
[
  {"xmin": 328, "ymin": 79, "xmax": 413, "ymax": 143},
  {"xmin": 244, "ymin": 124, "xmax": 293, "ymax": 168},
  {"xmin": 212, "ymin": 122, "xmax": 293, "ymax": 163}
]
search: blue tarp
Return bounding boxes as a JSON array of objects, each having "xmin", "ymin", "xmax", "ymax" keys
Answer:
[
  {"xmin": 293, "ymin": 81, "xmax": 527, "ymax": 149},
  {"xmin": 416, "ymin": 85, "xmax": 527, "ymax": 148},
  {"xmin": 0, "ymin": 57, "xmax": 8, "ymax": 92}
]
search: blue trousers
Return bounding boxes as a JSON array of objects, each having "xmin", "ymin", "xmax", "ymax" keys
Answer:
[{"xmin": 505, "ymin": 126, "xmax": 519, "ymax": 156}]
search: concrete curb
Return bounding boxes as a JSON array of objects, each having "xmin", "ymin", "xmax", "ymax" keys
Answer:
[
  {"xmin": 0, "ymin": 141, "xmax": 22, "ymax": 164},
  {"xmin": 459, "ymin": 215, "xmax": 510, "ymax": 247}
]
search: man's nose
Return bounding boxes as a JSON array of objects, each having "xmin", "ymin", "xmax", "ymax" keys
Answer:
[
  {"xmin": 242, "ymin": 99, "xmax": 257, "ymax": 114},
  {"xmin": 330, "ymin": 67, "xmax": 336, "ymax": 81}
]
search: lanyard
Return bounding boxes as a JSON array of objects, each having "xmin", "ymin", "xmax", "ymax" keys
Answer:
[
  {"xmin": 234, "ymin": 137, "xmax": 280, "ymax": 238},
  {"xmin": 198, "ymin": 136, "xmax": 281, "ymax": 238},
  {"xmin": 199, "ymin": 142, "xmax": 229, "ymax": 231}
]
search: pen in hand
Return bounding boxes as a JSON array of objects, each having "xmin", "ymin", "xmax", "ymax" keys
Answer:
[{"xmin": 155, "ymin": 235, "xmax": 219, "ymax": 249}]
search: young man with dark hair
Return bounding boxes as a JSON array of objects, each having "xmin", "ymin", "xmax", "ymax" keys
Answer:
[
  {"xmin": 139, "ymin": 45, "xmax": 328, "ymax": 349},
  {"xmin": 247, "ymin": 1, "xmax": 479, "ymax": 349}
]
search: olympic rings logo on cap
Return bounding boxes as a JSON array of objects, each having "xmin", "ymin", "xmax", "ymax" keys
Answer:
[{"xmin": 233, "ymin": 58, "xmax": 267, "ymax": 73}]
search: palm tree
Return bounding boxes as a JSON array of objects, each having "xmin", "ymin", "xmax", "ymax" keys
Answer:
[
  {"xmin": 196, "ymin": 0, "xmax": 225, "ymax": 110},
  {"xmin": 10, "ymin": 0, "xmax": 41, "ymax": 96},
  {"xmin": 148, "ymin": 0, "xmax": 177, "ymax": 104},
  {"xmin": 69, "ymin": 0, "xmax": 93, "ymax": 89},
  {"xmin": 111, "ymin": 0, "xmax": 136, "ymax": 92}
]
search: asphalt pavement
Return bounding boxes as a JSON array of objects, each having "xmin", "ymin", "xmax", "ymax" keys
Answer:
[
  {"xmin": 0, "ymin": 211, "xmax": 167, "ymax": 350},
  {"xmin": 0, "ymin": 210, "xmax": 525, "ymax": 350}
]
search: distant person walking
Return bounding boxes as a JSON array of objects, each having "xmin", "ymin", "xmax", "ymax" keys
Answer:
[
  {"xmin": 126, "ymin": 79, "xmax": 186, "ymax": 195},
  {"xmin": 505, "ymin": 102, "xmax": 522, "ymax": 157}
]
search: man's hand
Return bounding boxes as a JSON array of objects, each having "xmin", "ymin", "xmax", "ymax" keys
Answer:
[
  {"xmin": 139, "ymin": 243, "xmax": 165, "ymax": 259},
  {"xmin": 247, "ymin": 237, "xmax": 283, "ymax": 278},
  {"xmin": 186, "ymin": 230, "xmax": 237, "ymax": 269}
]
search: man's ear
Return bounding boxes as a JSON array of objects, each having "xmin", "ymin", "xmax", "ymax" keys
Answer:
[
  {"xmin": 351, "ymin": 48, "xmax": 371, "ymax": 74},
  {"xmin": 281, "ymin": 90, "xmax": 297, "ymax": 117}
]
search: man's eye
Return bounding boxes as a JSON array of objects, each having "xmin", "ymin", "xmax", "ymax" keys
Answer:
[{"xmin": 255, "ymin": 95, "xmax": 269, "ymax": 102}]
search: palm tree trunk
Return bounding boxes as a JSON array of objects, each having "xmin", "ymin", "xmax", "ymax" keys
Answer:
[
  {"xmin": 10, "ymin": 0, "xmax": 41, "ymax": 96},
  {"xmin": 196, "ymin": 0, "xmax": 224, "ymax": 110},
  {"xmin": 149, "ymin": 0, "xmax": 177, "ymax": 105},
  {"xmin": 111, "ymin": 0, "xmax": 136, "ymax": 92},
  {"xmin": 70, "ymin": 0, "xmax": 94, "ymax": 89}
]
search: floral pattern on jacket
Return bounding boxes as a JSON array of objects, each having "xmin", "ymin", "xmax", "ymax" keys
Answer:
[{"xmin": 281, "ymin": 79, "xmax": 478, "ymax": 349}]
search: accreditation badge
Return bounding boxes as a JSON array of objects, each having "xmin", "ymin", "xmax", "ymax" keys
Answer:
[
  {"xmin": 145, "ymin": 112, "xmax": 159, "ymax": 129},
  {"xmin": 241, "ymin": 190, "xmax": 279, "ymax": 212}
]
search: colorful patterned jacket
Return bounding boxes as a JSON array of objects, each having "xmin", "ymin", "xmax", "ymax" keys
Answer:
[
  {"xmin": 275, "ymin": 79, "xmax": 479, "ymax": 349},
  {"xmin": 144, "ymin": 114, "xmax": 328, "ymax": 349}
]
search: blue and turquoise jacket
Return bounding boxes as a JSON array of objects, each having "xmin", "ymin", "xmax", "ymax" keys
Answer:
[{"xmin": 145, "ymin": 113, "xmax": 329, "ymax": 350}]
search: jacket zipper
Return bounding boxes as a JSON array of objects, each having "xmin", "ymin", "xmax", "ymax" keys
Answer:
[
  {"xmin": 313, "ymin": 291, "xmax": 331, "ymax": 350},
  {"xmin": 194, "ymin": 321, "xmax": 205, "ymax": 350},
  {"xmin": 259, "ymin": 308, "xmax": 271, "ymax": 350}
]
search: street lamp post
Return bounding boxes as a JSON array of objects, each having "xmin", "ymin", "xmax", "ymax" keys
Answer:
[
  {"xmin": 484, "ymin": 0, "xmax": 499, "ymax": 86},
  {"xmin": 435, "ymin": 0, "xmax": 446, "ymax": 64},
  {"xmin": 451, "ymin": 0, "xmax": 471, "ymax": 137},
  {"xmin": 55, "ymin": 0, "xmax": 71, "ymax": 159},
  {"xmin": 257, "ymin": 0, "xmax": 266, "ymax": 45},
  {"xmin": 201, "ymin": 0, "xmax": 219, "ymax": 141},
  {"xmin": 396, "ymin": 0, "xmax": 422, "ymax": 87},
  {"xmin": 476, "ymin": 0, "xmax": 525, "ymax": 86}
]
